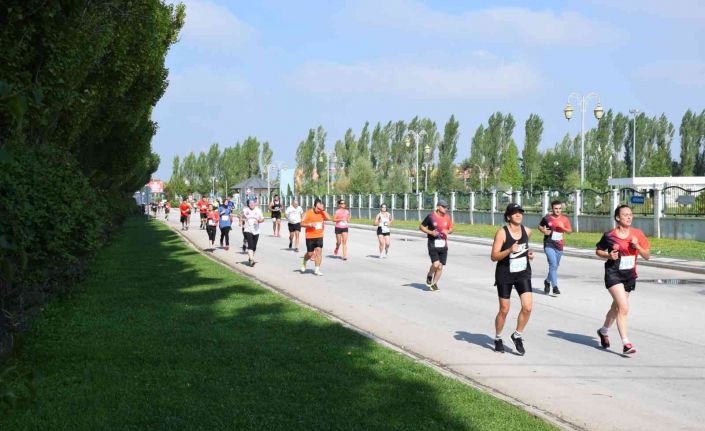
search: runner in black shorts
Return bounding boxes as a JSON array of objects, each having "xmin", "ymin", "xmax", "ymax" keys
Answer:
[
  {"xmin": 285, "ymin": 200, "xmax": 304, "ymax": 251},
  {"xmin": 490, "ymin": 203, "xmax": 534, "ymax": 355},
  {"xmin": 595, "ymin": 205, "xmax": 650, "ymax": 355},
  {"xmin": 419, "ymin": 199, "xmax": 453, "ymax": 291},
  {"xmin": 269, "ymin": 195, "xmax": 283, "ymax": 237}
]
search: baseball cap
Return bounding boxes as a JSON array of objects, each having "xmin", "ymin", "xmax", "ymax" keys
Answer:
[
  {"xmin": 504, "ymin": 203, "xmax": 524, "ymax": 216},
  {"xmin": 437, "ymin": 199, "xmax": 448, "ymax": 208}
]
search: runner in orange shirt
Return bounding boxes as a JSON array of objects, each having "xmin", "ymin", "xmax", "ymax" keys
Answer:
[
  {"xmin": 179, "ymin": 199, "xmax": 191, "ymax": 231},
  {"xmin": 300, "ymin": 198, "xmax": 331, "ymax": 276}
]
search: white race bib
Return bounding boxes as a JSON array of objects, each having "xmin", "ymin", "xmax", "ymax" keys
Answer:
[
  {"xmin": 247, "ymin": 218, "xmax": 257, "ymax": 227},
  {"xmin": 381, "ymin": 225, "xmax": 390, "ymax": 234},
  {"xmin": 619, "ymin": 255, "xmax": 636, "ymax": 270},
  {"xmin": 340, "ymin": 221, "xmax": 347, "ymax": 227},
  {"xmin": 434, "ymin": 238, "xmax": 446, "ymax": 248},
  {"xmin": 509, "ymin": 256, "xmax": 528, "ymax": 273},
  {"xmin": 314, "ymin": 222, "xmax": 322, "ymax": 230},
  {"xmin": 550, "ymin": 231, "xmax": 563, "ymax": 241},
  {"xmin": 221, "ymin": 215, "xmax": 229, "ymax": 222},
  {"xmin": 207, "ymin": 220, "xmax": 215, "ymax": 226}
]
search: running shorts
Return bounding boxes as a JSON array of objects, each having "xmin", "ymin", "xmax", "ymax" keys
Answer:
[
  {"xmin": 288, "ymin": 222, "xmax": 301, "ymax": 232},
  {"xmin": 495, "ymin": 279, "xmax": 532, "ymax": 299},
  {"xmin": 427, "ymin": 244, "xmax": 448, "ymax": 265},
  {"xmin": 180, "ymin": 215, "xmax": 188, "ymax": 223},
  {"xmin": 604, "ymin": 269, "xmax": 637, "ymax": 292},
  {"xmin": 376, "ymin": 227, "xmax": 390, "ymax": 236},
  {"xmin": 271, "ymin": 211, "xmax": 281, "ymax": 219},
  {"xmin": 335, "ymin": 227, "xmax": 349, "ymax": 235},
  {"xmin": 306, "ymin": 237, "xmax": 323, "ymax": 252},
  {"xmin": 243, "ymin": 232, "xmax": 260, "ymax": 252},
  {"xmin": 200, "ymin": 212, "xmax": 207, "ymax": 219}
]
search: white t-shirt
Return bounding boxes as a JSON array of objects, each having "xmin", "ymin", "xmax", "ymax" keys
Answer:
[
  {"xmin": 242, "ymin": 207, "xmax": 263, "ymax": 235},
  {"xmin": 285, "ymin": 206, "xmax": 304, "ymax": 224}
]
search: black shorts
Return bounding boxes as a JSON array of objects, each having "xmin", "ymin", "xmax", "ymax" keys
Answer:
[
  {"xmin": 376, "ymin": 227, "xmax": 390, "ymax": 236},
  {"xmin": 288, "ymin": 223, "xmax": 301, "ymax": 232},
  {"xmin": 496, "ymin": 279, "xmax": 532, "ymax": 299},
  {"xmin": 335, "ymin": 227, "xmax": 349, "ymax": 235},
  {"xmin": 428, "ymin": 244, "xmax": 448, "ymax": 265},
  {"xmin": 271, "ymin": 211, "xmax": 281, "ymax": 219},
  {"xmin": 605, "ymin": 270, "xmax": 637, "ymax": 292},
  {"xmin": 306, "ymin": 237, "xmax": 323, "ymax": 252},
  {"xmin": 180, "ymin": 215, "xmax": 188, "ymax": 223},
  {"xmin": 200, "ymin": 212, "xmax": 207, "ymax": 219},
  {"xmin": 243, "ymin": 232, "xmax": 259, "ymax": 251}
]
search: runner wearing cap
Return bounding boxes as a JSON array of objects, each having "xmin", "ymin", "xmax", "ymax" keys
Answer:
[
  {"xmin": 491, "ymin": 203, "xmax": 534, "ymax": 355},
  {"xmin": 595, "ymin": 205, "xmax": 650, "ymax": 355},
  {"xmin": 419, "ymin": 199, "xmax": 454, "ymax": 291},
  {"xmin": 285, "ymin": 200, "xmax": 304, "ymax": 251},
  {"xmin": 334, "ymin": 199, "xmax": 351, "ymax": 260},
  {"xmin": 373, "ymin": 203, "xmax": 393, "ymax": 258},
  {"xmin": 300, "ymin": 198, "xmax": 331, "ymax": 276},
  {"xmin": 242, "ymin": 198, "xmax": 264, "ymax": 266},
  {"xmin": 537, "ymin": 200, "xmax": 572, "ymax": 295}
]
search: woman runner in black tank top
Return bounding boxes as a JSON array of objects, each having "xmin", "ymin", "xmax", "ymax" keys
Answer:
[{"xmin": 490, "ymin": 203, "xmax": 534, "ymax": 355}]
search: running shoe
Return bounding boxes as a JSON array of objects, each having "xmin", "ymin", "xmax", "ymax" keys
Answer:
[
  {"xmin": 300, "ymin": 261, "xmax": 306, "ymax": 273},
  {"xmin": 597, "ymin": 329, "xmax": 610, "ymax": 348},
  {"xmin": 379, "ymin": 252, "xmax": 384, "ymax": 259},
  {"xmin": 314, "ymin": 269, "xmax": 323, "ymax": 276},
  {"xmin": 494, "ymin": 338, "xmax": 505, "ymax": 353},
  {"xmin": 334, "ymin": 247, "xmax": 339, "ymax": 256},
  {"xmin": 294, "ymin": 248, "xmax": 299, "ymax": 252},
  {"xmin": 425, "ymin": 274, "xmax": 433, "ymax": 288},
  {"xmin": 251, "ymin": 260, "xmax": 256, "ymax": 267},
  {"xmin": 248, "ymin": 258, "xmax": 253, "ymax": 266},
  {"xmin": 225, "ymin": 246, "xmax": 229, "ymax": 251},
  {"xmin": 431, "ymin": 283, "xmax": 439, "ymax": 291},
  {"xmin": 510, "ymin": 333, "xmax": 525, "ymax": 355},
  {"xmin": 543, "ymin": 280, "xmax": 550, "ymax": 294},
  {"xmin": 553, "ymin": 286, "xmax": 561, "ymax": 295},
  {"xmin": 289, "ymin": 240, "xmax": 292, "ymax": 249},
  {"xmin": 623, "ymin": 343, "xmax": 636, "ymax": 354}
]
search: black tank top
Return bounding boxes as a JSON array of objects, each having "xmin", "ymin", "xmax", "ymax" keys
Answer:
[
  {"xmin": 271, "ymin": 201, "xmax": 281, "ymax": 212},
  {"xmin": 495, "ymin": 225, "xmax": 531, "ymax": 284}
]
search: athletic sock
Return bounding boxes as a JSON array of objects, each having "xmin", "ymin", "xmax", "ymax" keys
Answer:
[
  {"xmin": 495, "ymin": 334, "xmax": 502, "ymax": 340},
  {"xmin": 512, "ymin": 331, "xmax": 522, "ymax": 338},
  {"xmin": 599, "ymin": 327, "xmax": 609, "ymax": 335},
  {"xmin": 622, "ymin": 338, "xmax": 630, "ymax": 345}
]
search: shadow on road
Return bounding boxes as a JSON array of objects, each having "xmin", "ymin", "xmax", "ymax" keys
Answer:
[
  {"xmin": 453, "ymin": 331, "xmax": 496, "ymax": 352},
  {"xmin": 547, "ymin": 329, "xmax": 628, "ymax": 357},
  {"xmin": 403, "ymin": 283, "xmax": 432, "ymax": 292}
]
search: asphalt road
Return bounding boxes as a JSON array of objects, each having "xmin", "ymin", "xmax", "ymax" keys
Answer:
[{"xmin": 162, "ymin": 212, "xmax": 705, "ymax": 431}]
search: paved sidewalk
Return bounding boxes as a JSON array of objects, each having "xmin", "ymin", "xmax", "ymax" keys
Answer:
[{"xmin": 161, "ymin": 214, "xmax": 705, "ymax": 430}]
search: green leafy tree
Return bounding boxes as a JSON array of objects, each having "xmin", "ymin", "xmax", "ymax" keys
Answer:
[
  {"xmin": 499, "ymin": 141, "xmax": 522, "ymax": 189},
  {"xmin": 357, "ymin": 122, "xmax": 370, "ymax": 160},
  {"xmin": 433, "ymin": 115, "xmax": 459, "ymax": 192},
  {"xmin": 680, "ymin": 109, "xmax": 700, "ymax": 176},
  {"xmin": 347, "ymin": 156, "xmax": 378, "ymax": 193},
  {"xmin": 522, "ymin": 114, "xmax": 543, "ymax": 191}
]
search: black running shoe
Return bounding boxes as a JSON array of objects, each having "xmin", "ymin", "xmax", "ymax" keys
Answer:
[
  {"xmin": 494, "ymin": 338, "xmax": 505, "ymax": 353},
  {"xmin": 597, "ymin": 329, "xmax": 610, "ymax": 348},
  {"xmin": 289, "ymin": 240, "xmax": 292, "ymax": 249},
  {"xmin": 623, "ymin": 343, "xmax": 636, "ymax": 354},
  {"xmin": 553, "ymin": 286, "xmax": 561, "ymax": 295},
  {"xmin": 426, "ymin": 274, "xmax": 433, "ymax": 288},
  {"xmin": 544, "ymin": 281, "xmax": 550, "ymax": 294},
  {"xmin": 431, "ymin": 283, "xmax": 439, "ymax": 291},
  {"xmin": 510, "ymin": 333, "xmax": 525, "ymax": 355}
]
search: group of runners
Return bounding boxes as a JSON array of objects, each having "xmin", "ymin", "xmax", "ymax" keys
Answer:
[{"xmin": 175, "ymin": 194, "xmax": 650, "ymax": 357}]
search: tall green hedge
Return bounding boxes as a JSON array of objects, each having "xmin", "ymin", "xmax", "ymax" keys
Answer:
[{"xmin": 0, "ymin": 1, "xmax": 184, "ymax": 358}]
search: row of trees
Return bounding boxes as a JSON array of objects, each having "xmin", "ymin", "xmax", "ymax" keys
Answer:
[
  {"xmin": 167, "ymin": 138, "xmax": 273, "ymax": 197},
  {"xmin": 1, "ymin": 1, "xmax": 184, "ymax": 359},
  {"xmin": 294, "ymin": 109, "xmax": 705, "ymax": 194}
]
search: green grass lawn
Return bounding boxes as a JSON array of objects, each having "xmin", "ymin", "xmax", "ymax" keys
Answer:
[
  {"xmin": 1, "ymin": 217, "xmax": 554, "ymax": 430},
  {"xmin": 351, "ymin": 218, "xmax": 705, "ymax": 260}
]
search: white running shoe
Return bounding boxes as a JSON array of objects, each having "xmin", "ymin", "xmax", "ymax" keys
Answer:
[
  {"xmin": 314, "ymin": 268, "xmax": 323, "ymax": 276},
  {"xmin": 300, "ymin": 262, "xmax": 306, "ymax": 273},
  {"xmin": 379, "ymin": 252, "xmax": 384, "ymax": 259}
]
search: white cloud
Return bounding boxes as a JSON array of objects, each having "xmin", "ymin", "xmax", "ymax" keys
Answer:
[
  {"xmin": 593, "ymin": 0, "xmax": 705, "ymax": 21},
  {"xmin": 340, "ymin": 0, "xmax": 624, "ymax": 46},
  {"xmin": 161, "ymin": 66, "xmax": 250, "ymax": 112},
  {"xmin": 178, "ymin": 0, "xmax": 257, "ymax": 50},
  {"xmin": 289, "ymin": 60, "xmax": 541, "ymax": 99},
  {"xmin": 634, "ymin": 61, "xmax": 705, "ymax": 88}
]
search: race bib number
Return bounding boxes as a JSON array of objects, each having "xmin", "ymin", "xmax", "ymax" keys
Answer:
[
  {"xmin": 509, "ymin": 256, "xmax": 527, "ymax": 273},
  {"xmin": 434, "ymin": 238, "xmax": 446, "ymax": 248},
  {"xmin": 314, "ymin": 222, "xmax": 322, "ymax": 230},
  {"xmin": 619, "ymin": 255, "xmax": 636, "ymax": 270},
  {"xmin": 550, "ymin": 231, "xmax": 563, "ymax": 241},
  {"xmin": 339, "ymin": 221, "xmax": 347, "ymax": 227},
  {"xmin": 221, "ymin": 215, "xmax": 229, "ymax": 222},
  {"xmin": 247, "ymin": 218, "xmax": 257, "ymax": 227},
  {"xmin": 381, "ymin": 225, "xmax": 390, "ymax": 234},
  {"xmin": 207, "ymin": 220, "xmax": 215, "ymax": 226}
]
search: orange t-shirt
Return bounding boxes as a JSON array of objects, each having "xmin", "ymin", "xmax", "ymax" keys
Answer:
[
  {"xmin": 302, "ymin": 209, "xmax": 330, "ymax": 239},
  {"xmin": 179, "ymin": 202, "xmax": 190, "ymax": 216}
]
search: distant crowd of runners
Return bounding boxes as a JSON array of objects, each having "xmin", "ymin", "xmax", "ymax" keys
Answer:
[{"xmin": 167, "ymin": 195, "xmax": 650, "ymax": 357}]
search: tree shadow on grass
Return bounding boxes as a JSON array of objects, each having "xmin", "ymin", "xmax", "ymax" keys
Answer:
[{"xmin": 2, "ymin": 217, "xmax": 553, "ymax": 431}]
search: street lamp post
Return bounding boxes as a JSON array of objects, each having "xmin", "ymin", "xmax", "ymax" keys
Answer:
[
  {"xmin": 564, "ymin": 93, "xmax": 604, "ymax": 188},
  {"xmin": 210, "ymin": 176, "xmax": 216, "ymax": 198},
  {"xmin": 423, "ymin": 144, "xmax": 431, "ymax": 192},
  {"xmin": 318, "ymin": 153, "xmax": 337, "ymax": 194},
  {"xmin": 405, "ymin": 130, "xmax": 427, "ymax": 194},
  {"xmin": 474, "ymin": 164, "xmax": 487, "ymax": 192},
  {"xmin": 629, "ymin": 108, "xmax": 639, "ymax": 179}
]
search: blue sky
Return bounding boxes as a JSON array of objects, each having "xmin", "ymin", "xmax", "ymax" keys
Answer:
[{"xmin": 152, "ymin": 0, "xmax": 705, "ymax": 180}]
